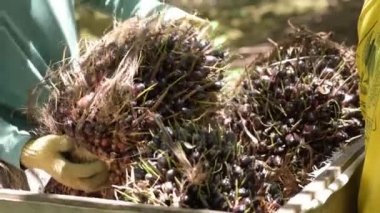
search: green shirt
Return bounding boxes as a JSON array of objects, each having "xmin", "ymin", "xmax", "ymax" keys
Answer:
[{"xmin": 0, "ymin": 0, "xmax": 182, "ymax": 168}]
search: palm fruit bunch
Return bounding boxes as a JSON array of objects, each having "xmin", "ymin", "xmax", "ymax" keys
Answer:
[
  {"xmin": 33, "ymin": 17, "xmax": 363, "ymax": 213},
  {"xmin": 30, "ymin": 17, "xmax": 227, "ymax": 198},
  {"xmin": 214, "ymin": 28, "xmax": 363, "ymax": 212}
]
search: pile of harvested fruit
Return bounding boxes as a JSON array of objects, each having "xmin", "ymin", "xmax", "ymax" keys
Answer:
[
  {"xmin": 214, "ymin": 28, "xmax": 363, "ymax": 212},
  {"xmin": 29, "ymin": 17, "xmax": 363, "ymax": 213}
]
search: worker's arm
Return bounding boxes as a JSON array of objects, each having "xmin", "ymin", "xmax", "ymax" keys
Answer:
[{"xmin": 0, "ymin": 118, "xmax": 31, "ymax": 169}]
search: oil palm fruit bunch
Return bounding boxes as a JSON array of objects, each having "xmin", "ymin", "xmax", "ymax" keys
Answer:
[
  {"xmin": 34, "ymin": 20, "xmax": 363, "ymax": 213},
  {"xmin": 215, "ymin": 27, "xmax": 363, "ymax": 212},
  {"xmin": 30, "ymin": 17, "xmax": 227, "ymax": 197}
]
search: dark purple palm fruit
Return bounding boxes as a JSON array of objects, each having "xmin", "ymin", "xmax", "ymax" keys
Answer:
[{"xmin": 216, "ymin": 27, "xmax": 363, "ymax": 212}]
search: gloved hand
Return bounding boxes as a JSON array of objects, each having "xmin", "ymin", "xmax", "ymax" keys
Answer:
[{"xmin": 20, "ymin": 135, "xmax": 109, "ymax": 192}]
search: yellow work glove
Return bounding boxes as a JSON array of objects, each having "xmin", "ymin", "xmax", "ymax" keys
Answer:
[{"xmin": 20, "ymin": 135, "xmax": 109, "ymax": 192}]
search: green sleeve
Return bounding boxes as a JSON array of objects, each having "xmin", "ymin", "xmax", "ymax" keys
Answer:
[
  {"xmin": 79, "ymin": 0, "xmax": 170, "ymax": 20},
  {"xmin": 0, "ymin": 119, "xmax": 31, "ymax": 169}
]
